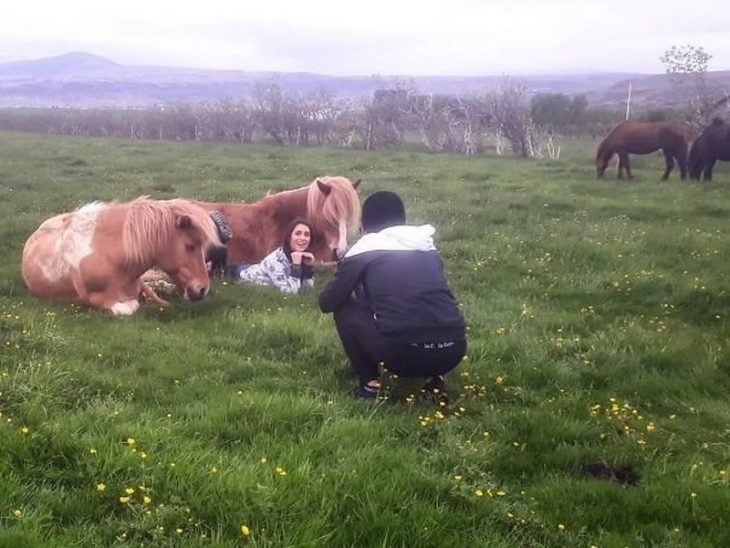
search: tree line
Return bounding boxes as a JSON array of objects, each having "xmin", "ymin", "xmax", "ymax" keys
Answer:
[{"xmin": 0, "ymin": 79, "xmax": 629, "ymax": 158}]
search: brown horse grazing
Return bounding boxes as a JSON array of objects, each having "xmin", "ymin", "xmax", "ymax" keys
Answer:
[
  {"xmin": 595, "ymin": 121, "xmax": 689, "ymax": 180},
  {"xmin": 194, "ymin": 176, "xmax": 361, "ymax": 265},
  {"xmin": 22, "ymin": 197, "xmax": 224, "ymax": 315}
]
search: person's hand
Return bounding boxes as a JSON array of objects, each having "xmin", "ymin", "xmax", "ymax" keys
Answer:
[
  {"xmin": 291, "ymin": 251, "xmax": 303, "ymax": 265},
  {"xmin": 300, "ymin": 252, "xmax": 315, "ymax": 265}
]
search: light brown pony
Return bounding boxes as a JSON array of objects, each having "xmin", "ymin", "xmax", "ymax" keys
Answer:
[
  {"xmin": 194, "ymin": 176, "xmax": 361, "ymax": 264},
  {"xmin": 596, "ymin": 121, "xmax": 689, "ymax": 180},
  {"xmin": 22, "ymin": 197, "xmax": 223, "ymax": 315}
]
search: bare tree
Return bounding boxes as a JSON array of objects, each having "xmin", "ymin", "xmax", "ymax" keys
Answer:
[
  {"xmin": 410, "ymin": 93, "xmax": 452, "ymax": 151},
  {"xmin": 193, "ymin": 100, "xmax": 256, "ymax": 142},
  {"xmin": 484, "ymin": 79, "xmax": 537, "ymax": 157},
  {"xmin": 352, "ymin": 77, "xmax": 417, "ymax": 150},
  {"xmin": 660, "ymin": 44, "xmax": 715, "ymax": 131},
  {"xmin": 252, "ymin": 81, "xmax": 286, "ymax": 145}
]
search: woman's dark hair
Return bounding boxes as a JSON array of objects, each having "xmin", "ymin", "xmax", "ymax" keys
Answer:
[{"xmin": 282, "ymin": 218, "xmax": 314, "ymax": 260}]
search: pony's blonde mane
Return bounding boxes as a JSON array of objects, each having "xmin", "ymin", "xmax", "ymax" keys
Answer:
[
  {"xmin": 122, "ymin": 197, "xmax": 219, "ymax": 266},
  {"xmin": 306, "ymin": 176, "xmax": 361, "ymax": 232}
]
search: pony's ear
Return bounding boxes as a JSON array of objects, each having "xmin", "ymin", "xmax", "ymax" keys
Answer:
[
  {"xmin": 352, "ymin": 178, "xmax": 361, "ymax": 189},
  {"xmin": 176, "ymin": 215, "xmax": 193, "ymax": 229},
  {"xmin": 316, "ymin": 179, "xmax": 332, "ymax": 195}
]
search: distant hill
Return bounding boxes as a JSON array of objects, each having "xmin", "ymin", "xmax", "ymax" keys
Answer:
[
  {"xmin": 0, "ymin": 52, "xmax": 728, "ymax": 108},
  {"xmin": 587, "ymin": 72, "xmax": 730, "ymax": 106}
]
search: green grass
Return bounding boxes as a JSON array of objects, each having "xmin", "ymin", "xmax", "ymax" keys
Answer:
[{"xmin": 1, "ymin": 131, "xmax": 729, "ymax": 547}]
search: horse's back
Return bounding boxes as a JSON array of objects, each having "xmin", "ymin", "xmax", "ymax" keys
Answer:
[
  {"xmin": 22, "ymin": 219, "xmax": 77, "ymax": 298},
  {"xmin": 605, "ymin": 121, "xmax": 687, "ymax": 154},
  {"xmin": 188, "ymin": 199, "xmax": 278, "ymax": 262},
  {"xmin": 22, "ymin": 205, "xmax": 107, "ymax": 299}
]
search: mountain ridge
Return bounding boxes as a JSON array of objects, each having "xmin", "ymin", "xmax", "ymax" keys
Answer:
[{"xmin": 1, "ymin": 52, "xmax": 728, "ymax": 108}]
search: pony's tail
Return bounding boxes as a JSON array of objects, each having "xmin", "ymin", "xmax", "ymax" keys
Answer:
[{"xmin": 688, "ymin": 138, "xmax": 704, "ymax": 180}]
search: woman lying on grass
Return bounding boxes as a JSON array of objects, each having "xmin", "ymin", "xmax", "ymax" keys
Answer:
[{"xmin": 227, "ymin": 218, "xmax": 315, "ymax": 294}]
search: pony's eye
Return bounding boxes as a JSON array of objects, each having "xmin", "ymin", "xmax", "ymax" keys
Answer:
[{"xmin": 185, "ymin": 243, "xmax": 196, "ymax": 252}]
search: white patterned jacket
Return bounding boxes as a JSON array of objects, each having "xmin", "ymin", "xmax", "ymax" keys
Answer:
[{"xmin": 238, "ymin": 247, "xmax": 314, "ymax": 294}]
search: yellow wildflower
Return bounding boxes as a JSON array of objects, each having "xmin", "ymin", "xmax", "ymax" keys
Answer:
[
  {"xmin": 96, "ymin": 483, "xmax": 107, "ymax": 492},
  {"xmin": 241, "ymin": 525, "xmax": 251, "ymax": 536}
]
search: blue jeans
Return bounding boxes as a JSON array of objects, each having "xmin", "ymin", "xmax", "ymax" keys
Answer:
[{"xmin": 227, "ymin": 262, "xmax": 253, "ymax": 278}]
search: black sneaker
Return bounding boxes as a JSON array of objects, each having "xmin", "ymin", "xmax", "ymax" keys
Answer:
[
  {"xmin": 421, "ymin": 375, "xmax": 450, "ymax": 404},
  {"xmin": 351, "ymin": 384, "xmax": 380, "ymax": 400}
]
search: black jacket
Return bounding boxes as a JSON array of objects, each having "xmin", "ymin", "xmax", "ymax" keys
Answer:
[{"xmin": 319, "ymin": 227, "xmax": 465, "ymax": 344}]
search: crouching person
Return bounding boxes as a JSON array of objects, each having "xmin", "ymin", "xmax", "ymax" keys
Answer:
[{"xmin": 319, "ymin": 191, "xmax": 466, "ymax": 401}]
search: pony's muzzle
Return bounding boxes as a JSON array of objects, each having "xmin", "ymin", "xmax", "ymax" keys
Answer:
[
  {"xmin": 186, "ymin": 286, "xmax": 209, "ymax": 301},
  {"xmin": 332, "ymin": 246, "xmax": 349, "ymax": 261}
]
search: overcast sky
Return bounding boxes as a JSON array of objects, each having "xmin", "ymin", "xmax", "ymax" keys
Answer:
[{"xmin": 3, "ymin": 0, "xmax": 729, "ymax": 75}]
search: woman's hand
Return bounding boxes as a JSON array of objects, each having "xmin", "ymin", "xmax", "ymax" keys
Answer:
[{"xmin": 291, "ymin": 252, "xmax": 314, "ymax": 265}]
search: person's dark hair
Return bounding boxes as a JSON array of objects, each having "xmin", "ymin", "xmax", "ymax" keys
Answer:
[
  {"xmin": 361, "ymin": 191, "xmax": 406, "ymax": 233},
  {"xmin": 282, "ymin": 218, "xmax": 314, "ymax": 260}
]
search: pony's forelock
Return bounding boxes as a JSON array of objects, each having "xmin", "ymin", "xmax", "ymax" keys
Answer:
[{"xmin": 306, "ymin": 177, "xmax": 361, "ymax": 232}]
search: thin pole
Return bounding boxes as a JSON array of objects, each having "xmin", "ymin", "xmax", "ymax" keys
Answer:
[{"xmin": 625, "ymin": 80, "xmax": 633, "ymax": 120}]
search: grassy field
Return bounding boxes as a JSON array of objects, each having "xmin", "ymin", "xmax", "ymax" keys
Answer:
[{"xmin": 0, "ymin": 131, "xmax": 729, "ymax": 547}]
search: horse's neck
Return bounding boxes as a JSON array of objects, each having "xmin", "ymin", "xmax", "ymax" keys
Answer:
[
  {"xmin": 262, "ymin": 188, "xmax": 308, "ymax": 217},
  {"xmin": 598, "ymin": 140, "xmax": 614, "ymax": 158}
]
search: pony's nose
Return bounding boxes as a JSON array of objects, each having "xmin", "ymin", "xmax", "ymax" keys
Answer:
[{"xmin": 186, "ymin": 286, "xmax": 208, "ymax": 301}]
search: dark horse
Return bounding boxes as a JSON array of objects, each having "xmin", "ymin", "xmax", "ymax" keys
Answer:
[
  {"xmin": 595, "ymin": 121, "xmax": 689, "ymax": 180},
  {"xmin": 688, "ymin": 118, "xmax": 730, "ymax": 181}
]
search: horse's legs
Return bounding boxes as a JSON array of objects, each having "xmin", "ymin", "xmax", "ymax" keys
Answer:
[
  {"xmin": 661, "ymin": 150, "xmax": 674, "ymax": 181},
  {"xmin": 84, "ymin": 278, "xmax": 143, "ymax": 315},
  {"xmin": 678, "ymin": 155, "xmax": 688, "ymax": 180},
  {"xmin": 616, "ymin": 153, "xmax": 625, "ymax": 179},
  {"xmin": 617, "ymin": 152, "xmax": 632, "ymax": 179},
  {"xmin": 140, "ymin": 282, "xmax": 170, "ymax": 309},
  {"xmin": 703, "ymin": 158, "xmax": 716, "ymax": 182}
]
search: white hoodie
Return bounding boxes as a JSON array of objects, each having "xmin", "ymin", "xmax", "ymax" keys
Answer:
[{"xmin": 345, "ymin": 224, "xmax": 437, "ymax": 258}]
